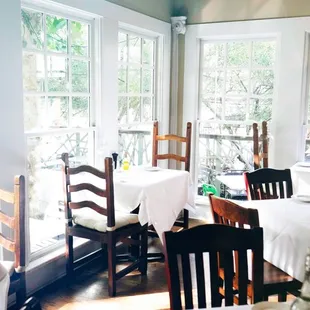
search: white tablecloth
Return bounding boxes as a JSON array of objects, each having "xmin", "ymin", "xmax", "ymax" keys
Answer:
[
  {"xmin": 114, "ymin": 167, "xmax": 195, "ymax": 241},
  {"xmin": 291, "ymin": 162, "xmax": 310, "ymax": 194},
  {"xmin": 237, "ymin": 198, "xmax": 310, "ymax": 282},
  {"xmin": 216, "ymin": 175, "xmax": 246, "ymax": 191},
  {"xmin": 0, "ymin": 263, "xmax": 9, "ymax": 310}
]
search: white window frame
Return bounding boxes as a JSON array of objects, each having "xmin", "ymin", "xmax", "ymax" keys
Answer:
[
  {"xmin": 117, "ymin": 27, "xmax": 160, "ymax": 166},
  {"xmin": 17, "ymin": 0, "xmax": 171, "ymax": 297},
  {"xmin": 183, "ymin": 17, "xmax": 310, "ymax": 192},
  {"xmin": 21, "ymin": 1, "xmax": 101, "ymax": 260}
]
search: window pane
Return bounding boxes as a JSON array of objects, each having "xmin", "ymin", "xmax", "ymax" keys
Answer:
[
  {"xmin": 27, "ymin": 132, "xmax": 93, "ymax": 253},
  {"xmin": 118, "ymin": 65, "xmax": 127, "ymax": 93},
  {"xmin": 249, "ymin": 98, "xmax": 272, "ymax": 122},
  {"xmin": 47, "ymin": 56, "xmax": 69, "ymax": 92},
  {"xmin": 21, "ymin": 9, "xmax": 44, "ymax": 50},
  {"xmin": 118, "ymin": 126, "xmax": 152, "ymax": 165},
  {"xmin": 224, "ymin": 97, "xmax": 247, "ymax": 121},
  {"xmin": 46, "ymin": 15, "xmax": 68, "ymax": 53},
  {"xmin": 227, "ymin": 42, "xmax": 250, "ymax": 67},
  {"xmin": 23, "ymin": 52, "xmax": 45, "ymax": 92},
  {"xmin": 142, "ymin": 39, "xmax": 154, "ymax": 65},
  {"xmin": 72, "ymin": 60, "xmax": 89, "ymax": 93},
  {"xmin": 48, "ymin": 96, "xmax": 69, "ymax": 127},
  {"xmin": 24, "ymin": 96, "xmax": 46, "ymax": 131},
  {"xmin": 226, "ymin": 70, "xmax": 249, "ymax": 95},
  {"xmin": 202, "ymin": 70, "xmax": 224, "ymax": 95},
  {"xmin": 71, "ymin": 21, "xmax": 89, "ymax": 56},
  {"xmin": 128, "ymin": 35, "xmax": 141, "ymax": 64},
  {"xmin": 118, "ymin": 96, "xmax": 127, "ymax": 124},
  {"xmin": 128, "ymin": 97, "xmax": 141, "ymax": 123},
  {"xmin": 118, "ymin": 32, "xmax": 128, "ymax": 62},
  {"xmin": 128, "ymin": 67, "xmax": 141, "ymax": 93},
  {"xmin": 200, "ymin": 97, "xmax": 222, "ymax": 121},
  {"xmin": 198, "ymin": 122, "xmax": 253, "ymax": 192},
  {"xmin": 305, "ymin": 129, "xmax": 310, "ymax": 161},
  {"xmin": 142, "ymin": 69, "xmax": 153, "ymax": 94},
  {"xmin": 251, "ymin": 70, "xmax": 274, "ymax": 96},
  {"xmin": 203, "ymin": 43, "xmax": 224, "ymax": 68},
  {"xmin": 142, "ymin": 97, "xmax": 152, "ymax": 122},
  {"xmin": 252, "ymin": 41, "xmax": 276, "ymax": 67},
  {"xmin": 72, "ymin": 97, "xmax": 89, "ymax": 127}
]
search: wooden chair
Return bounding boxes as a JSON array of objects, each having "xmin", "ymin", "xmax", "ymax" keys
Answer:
[
  {"xmin": 244, "ymin": 168, "xmax": 293, "ymax": 200},
  {"xmin": 62, "ymin": 153, "xmax": 148, "ymax": 297},
  {"xmin": 209, "ymin": 194, "xmax": 301, "ymax": 302},
  {"xmin": 163, "ymin": 224, "xmax": 264, "ymax": 309},
  {"xmin": 19, "ymin": 297, "xmax": 42, "ymax": 310},
  {"xmin": 152, "ymin": 121, "xmax": 192, "ymax": 229},
  {"xmin": 253, "ymin": 121, "xmax": 268, "ymax": 170},
  {"xmin": 0, "ymin": 175, "xmax": 26, "ymax": 307}
]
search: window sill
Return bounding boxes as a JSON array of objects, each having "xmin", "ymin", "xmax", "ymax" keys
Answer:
[
  {"xmin": 25, "ymin": 238, "xmax": 101, "ymax": 297},
  {"xmin": 27, "ymin": 238, "xmax": 89, "ymax": 272}
]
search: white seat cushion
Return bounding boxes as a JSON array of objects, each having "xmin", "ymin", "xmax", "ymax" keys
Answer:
[
  {"xmin": 73, "ymin": 208, "xmax": 139, "ymax": 232},
  {"xmin": 0, "ymin": 261, "xmax": 14, "ymax": 278}
]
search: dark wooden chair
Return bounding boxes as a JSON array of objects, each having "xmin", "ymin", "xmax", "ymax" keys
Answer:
[
  {"xmin": 62, "ymin": 153, "xmax": 148, "ymax": 297},
  {"xmin": 0, "ymin": 175, "xmax": 26, "ymax": 307},
  {"xmin": 244, "ymin": 168, "xmax": 293, "ymax": 200},
  {"xmin": 152, "ymin": 121, "xmax": 192, "ymax": 229},
  {"xmin": 163, "ymin": 224, "xmax": 264, "ymax": 309},
  {"xmin": 209, "ymin": 194, "xmax": 301, "ymax": 302},
  {"xmin": 253, "ymin": 121, "xmax": 268, "ymax": 170}
]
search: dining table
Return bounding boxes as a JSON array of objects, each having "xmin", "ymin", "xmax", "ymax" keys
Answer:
[
  {"xmin": 236, "ymin": 197, "xmax": 310, "ymax": 282},
  {"xmin": 113, "ymin": 166, "xmax": 195, "ymax": 242}
]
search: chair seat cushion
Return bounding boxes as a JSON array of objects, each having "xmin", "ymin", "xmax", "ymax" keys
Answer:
[
  {"xmin": 73, "ymin": 208, "xmax": 139, "ymax": 232},
  {"xmin": 0, "ymin": 261, "xmax": 14, "ymax": 277}
]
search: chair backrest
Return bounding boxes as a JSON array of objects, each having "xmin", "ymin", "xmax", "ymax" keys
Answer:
[
  {"xmin": 163, "ymin": 224, "xmax": 264, "ymax": 309},
  {"xmin": 0, "ymin": 175, "xmax": 26, "ymax": 272},
  {"xmin": 253, "ymin": 121, "xmax": 268, "ymax": 170},
  {"xmin": 244, "ymin": 168, "xmax": 293, "ymax": 200},
  {"xmin": 209, "ymin": 194, "xmax": 259, "ymax": 228},
  {"xmin": 152, "ymin": 121, "xmax": 192, "ymax": 172},
  {"xmin": 62, "ymin": 153, "xmax": 115, "ymax": 230}
]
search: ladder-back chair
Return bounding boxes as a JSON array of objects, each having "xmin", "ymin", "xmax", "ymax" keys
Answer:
[
  {"xmin": 253, "ymin": 121, "xmax": 268, "ymax": 170},
  {"xmin": 62, "ymin": 153, "xmax": 148, "ymax": 296},
  {"xmin": 152, "ymin": 121, "xmax": 192, "ymax": 229},
  {"xmin": 0, "ymin": 175, "xmax": 26, "ymax": 307}
]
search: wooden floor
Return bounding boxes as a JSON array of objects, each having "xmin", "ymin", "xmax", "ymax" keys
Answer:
[{"xmin": 32, "ymin": 218, "xmax": 294, "ymax": 309}]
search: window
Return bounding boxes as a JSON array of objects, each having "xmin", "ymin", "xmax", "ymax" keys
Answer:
[
  {"xmin": 198, "ymin": 39, "xmax": 276, "ymax": 194},
  {"xmin": 117, "ymin": 30, "xmax": 156, "ymax": 166},
  {"xmin": 21, "ymin": 7, "xmax": 95, "ymax": 254}
]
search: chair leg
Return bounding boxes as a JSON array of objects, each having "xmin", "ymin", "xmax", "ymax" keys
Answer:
[
  {"xmin": 102, "ymin": 243, "xmax": 108, "ymax": 269},
  {"xmin": 108, "ymin": 232, "xmax": 117, "ymax": 297},
  {"xmin": 130, "ymin": 233, "xmax": 139, "ymax": 258},
  {"xmin": 16, "ymin": 273, "xmax": 26, "ymax": 308},
  {"xmin": 278, "ymin": 292, "xmax": 287, "ymax": 302},
  {"xmin": 183, "ymin": 209, "xmax": 189, "ymax": 229},
  {"xmin": 66, "ymin": 233, "xmax": 74, "ymax": 282},
  {"xmin": 139, "ymin": 226, "xmax": 148, "ymax": 275}
]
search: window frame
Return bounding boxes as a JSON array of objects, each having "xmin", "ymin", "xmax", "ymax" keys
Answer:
[
  {"xmin": 117, "ymin": 26, "xmax": 164, "ymax": 166},
  {"xmin": 21, "ymin": 2, "xmax": 100, "ymax": 260},
  {"xmin": 195, "ymin": 37, "xmax": 277, "ymax": 194}
]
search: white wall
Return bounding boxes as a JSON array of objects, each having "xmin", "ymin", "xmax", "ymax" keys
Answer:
[
  {"xmin": 183, "ymin": 17, "xmax": 310, "ymax": 182},
  {"xmin": 0, "ymin": 0, "xmax": 26, "ymax": 260}
]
